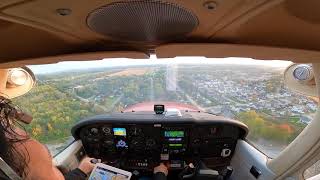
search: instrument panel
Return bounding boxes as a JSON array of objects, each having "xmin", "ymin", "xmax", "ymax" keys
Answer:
[{"xmin": 72, "ymin": 111, "xmax": 248, "ymax": 171}]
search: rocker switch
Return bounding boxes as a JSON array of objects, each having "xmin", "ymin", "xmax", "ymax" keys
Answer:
[{"xmin": 250, "ymin": 166, "xmax": 261, "ymax": 179}]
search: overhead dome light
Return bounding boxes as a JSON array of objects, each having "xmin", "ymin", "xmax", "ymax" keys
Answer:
[
  {"xmin": 7, "ymin": 68, "xmax": 29, "ymax": 86},
  {"xmin": 56, "ymin": 8, "xmax": 72, "ymax": 16},
  {"xmin": 203, "ymin": 1, "xmax": 217, "ymax": 10}
]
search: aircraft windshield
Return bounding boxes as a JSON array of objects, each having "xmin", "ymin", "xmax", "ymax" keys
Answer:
[{"xmin": 13, "ymin": 58, "xmax": 317, "ymax": 158}]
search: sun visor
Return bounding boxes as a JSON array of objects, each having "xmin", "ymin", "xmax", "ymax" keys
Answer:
[
  {"xmin": 156, "ymin": 43, "xmax": 320, "ymax": 63},
  {"xmin": 0, "ymin": 51, "xmax": 149, "ymax": 68},
  {"xmin": 0, "ymin": 67, "xmax": 36, "ymax": 99}
]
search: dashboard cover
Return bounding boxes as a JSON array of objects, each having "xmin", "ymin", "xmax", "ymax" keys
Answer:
[{"xmin": 72, "ymin": 111, "xmax": 248, "ymax": 139}]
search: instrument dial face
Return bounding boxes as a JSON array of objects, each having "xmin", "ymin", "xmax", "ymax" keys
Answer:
[
  {"xmin": 293, "ymin": 65, "xmax": 312, "ymax": 81},
  {"xmin": 102, "ymin": 126, "xmax": 111, "ymax": 135},
  {"xmin": 130, "ymin": 127, "xmax": 143, "ymax": 136},
  {"xmin": 130, "ymin": 137, "xmax": 145, "ymax": 151},
  {"xmin": 146, "ymin": 139, "xmax": 156, "ymax": 148},
  {"xmin": 90, "ymin": 127, "xmax": 99, "ymax": 135}
]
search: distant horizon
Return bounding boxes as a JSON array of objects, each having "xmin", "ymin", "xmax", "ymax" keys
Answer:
[{"xmin": 28, "ymin": 57, "xmax": 292, "ymax": 74}]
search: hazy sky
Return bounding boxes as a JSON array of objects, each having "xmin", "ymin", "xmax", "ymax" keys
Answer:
[{"xmin": 28, "ymin": 57, "xmax": 293, "ymax": 74}]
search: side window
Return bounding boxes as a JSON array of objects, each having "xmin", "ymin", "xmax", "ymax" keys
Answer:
[
  {"xmin": 13, "ymin": 81, "xmax": 95, "ymax": 156},
  {"xmin": 232, "ymin": 66, "xmax": 317, "ymax": 158},
  {"xmin": 175, "ymin": 63, "xmax": 317, "ymax": 158},
  {"xmin": 176, "ymin": 63, "xmax": 317, "ymax": 158}
]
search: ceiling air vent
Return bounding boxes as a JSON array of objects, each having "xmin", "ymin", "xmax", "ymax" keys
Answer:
[{"xmin": 87, "ymin": 1, "xmax": 199, "ymax": 43}]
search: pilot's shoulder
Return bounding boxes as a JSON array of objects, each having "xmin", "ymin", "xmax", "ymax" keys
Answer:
[
  {"xmin": 20, "ymin": 139, "xmax": 64, "ymax": 180},
  {"xmin": 17, "ymin": 139, "xmax": 52, "ymax": 160}
]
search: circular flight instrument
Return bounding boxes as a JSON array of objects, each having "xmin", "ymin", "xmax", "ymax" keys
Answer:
[
  {"xmin": 102, "ymin": 126, "xmax": 112, "ymax": 135},
  {"xmin": 130, "ymin": 137, "xmax": 145, "ymax": 151},
  {"xmin": 89, "ymin": 127, "xmax": 99, "ymax": 135},
  {"xmin": 146, "ymin": 138, "xmax": 156, "ymax": 149},
  {"xmin": 129, "ymin": 127, "xmax": 143, "ymax": 136},
  {"xmin": 293, "ymin": 64, "xmax": 313, "ymax": 81}
]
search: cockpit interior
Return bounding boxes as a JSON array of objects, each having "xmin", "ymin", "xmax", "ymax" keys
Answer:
[{"xmin": 1, "ymin": 0, "xmax": 320, "ymax": 180}]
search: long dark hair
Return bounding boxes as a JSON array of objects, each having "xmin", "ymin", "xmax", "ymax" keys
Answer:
[{"xmin": 0, "ymin": 96, "xmax": 29, "ymax": 177}]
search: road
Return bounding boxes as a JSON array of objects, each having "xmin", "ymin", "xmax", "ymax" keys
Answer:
[
  {"xmin": 176, "ymin": 85, "xmax": 205, "ymax": 111},
  {"xmin": 72, "ymin": 87, "xmax": 123, "ymax": 112},
  {"xmin": 150, "ymin": 77, "xmax": 154, "ymax": 101},
  {"xmin": 108, "ymin": 94, "xmax": 124, "ymax": 111}
]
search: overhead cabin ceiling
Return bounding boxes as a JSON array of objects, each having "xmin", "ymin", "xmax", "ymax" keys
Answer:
[{"xmin": 0, "ymin": 0, "xmax": 320, "ymax": 66}]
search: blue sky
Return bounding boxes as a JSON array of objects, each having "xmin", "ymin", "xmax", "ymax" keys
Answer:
[{"xmin": 28, "ymin": 57, "xmax": 292, "ymax": 74}]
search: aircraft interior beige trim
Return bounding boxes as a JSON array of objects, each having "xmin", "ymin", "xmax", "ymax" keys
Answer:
[
  {"xmin": 53, "ymin": 140, "xmax": 83, "ymax": 172},
  {"xmin": 0, "ymin": 0, "xmax": 320, "ymax": 178},
  {"xmin": 293, "ymin": 143, "xmax": 320, "ymax": 179},
  {"xmin": 156, "ymin": 44, "xmax": 320, "ymax": 63},
  {"xmin": 0, "ymin": 0, "xmax": 273, "ymax": 40},
  {"xmin": 0, "ymin": 51, "xmax": 149, "ymax": 68},
  {"xmin": 210, "ymin": 0, "xmax": 285, "ymax": 37},
  {"xmin": 3, "ymin": 43, "xmax": 320, "ymax": 68},
  {"xmin": 268, "ymin": 63, "xmax": 320, "ymax": 179},
  {"xmin": 0, "ymin": 0, "xmax": 320, "ymax": 64}
]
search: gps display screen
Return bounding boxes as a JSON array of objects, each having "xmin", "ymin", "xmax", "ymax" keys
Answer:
[
  {"xmin": 113, "ymin": 128, "xmax": 127, "ymax": 136},
  {"xmin": 164, "ymin": 131, "xmax": 184, "ymax": 138}
]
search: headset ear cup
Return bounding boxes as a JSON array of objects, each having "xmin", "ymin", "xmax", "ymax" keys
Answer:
[
  {"xmin": 0, "ymin": 67, "xmax": 35, "ymax": 99},
  {"xmin": 86, "ymin": 1, "xmax": 198, "ymax": 42},
  {"xmin": 14, "ymin": 109, "xmax": 33, "ymax": 124},
  {"xmin": 0, "ymin": 97, "xmax": 32, "ymax": 124}
]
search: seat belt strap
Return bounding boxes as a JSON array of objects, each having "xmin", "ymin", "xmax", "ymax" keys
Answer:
[{"xmin": 0, "ymin": 157, "xmax": 22, "ymax": 180}]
